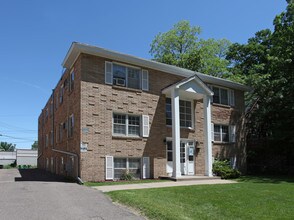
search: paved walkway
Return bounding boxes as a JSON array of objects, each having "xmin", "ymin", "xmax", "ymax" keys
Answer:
[{"xmin": 94, "ymin": 179, "xmax": 237, "ymax": 192}]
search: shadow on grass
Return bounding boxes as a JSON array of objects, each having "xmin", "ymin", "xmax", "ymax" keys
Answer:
[{"xmin": 237, "ymin": 175, "xmax": 294, "ymax": 184}]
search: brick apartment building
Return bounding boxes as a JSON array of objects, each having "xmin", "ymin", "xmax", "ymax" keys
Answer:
[{"xmin": 38, "ymin": 42, "xmax": 249, "ymax": 181}]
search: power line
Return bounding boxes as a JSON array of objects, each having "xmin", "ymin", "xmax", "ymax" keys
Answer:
[
  {"xmin": 0, "ymin": 120, "xmax": 36, "ymax": 132},
  {"xmin": 0, "ymin": 133, "xmax": 35, "ymax": 142}
]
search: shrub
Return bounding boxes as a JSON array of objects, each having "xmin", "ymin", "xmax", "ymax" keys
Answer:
[
  {"xmin": 120, "ymin": 170, "xmax": 134, "ymax": 181},
  {"xmin": 213, "ymin": 159, "xmax": 240, "ymax": 179}
]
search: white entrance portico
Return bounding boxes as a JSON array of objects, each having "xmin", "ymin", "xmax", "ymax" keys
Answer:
[{"xmin": 162, "ymin": 75, "xmax": 214, "ymax": 178}]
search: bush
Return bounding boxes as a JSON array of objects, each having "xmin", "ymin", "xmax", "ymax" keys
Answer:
[
  {"xmin": 213, "ymin": 159, "xmax": 240, "ymax": 179},
  {"xmin": 120, "ymin": 170, "xmax": 134, "ymax": 181}
]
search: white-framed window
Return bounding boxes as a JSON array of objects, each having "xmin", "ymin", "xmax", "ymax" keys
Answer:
[
  {"xmin": 114, "ymin": 158, "xmax": 141, "ymax": 179},
  {"xmin": 212, "ymin": 124, "xmax": 236, "ymax": 143},
  {"xmin": 70, "ymin": 69, "xmax": 74, "ymax": 91},
  {"xmin": 113, "ymin": 113, "xmax": 140, "ymax": 137},
  {"xmin": 68, "ymin": 114, "xmax": 74, "ymax": 138},
  {"xmin": 214, "ymin": 124, "xmax": 229, "ymax": 142},
  {"xmin": 211, "ymin": 86, "xmax": 235, "ymax": 106},
  {"xmin": 166, "ymin": 98, "xmax": 193, "ymax": 128},
  {"xmin": 105, "ymin": 62, "xmax": 149, "ymax": 91}
]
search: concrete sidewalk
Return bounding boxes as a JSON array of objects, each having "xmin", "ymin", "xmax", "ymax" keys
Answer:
[{"xmin": 93, "ymin": 179, "xmax": 237, "ymax": 192}]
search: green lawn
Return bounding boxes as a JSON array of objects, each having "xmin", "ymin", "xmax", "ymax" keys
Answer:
[
  {"xmin": 84, "ymin": 179, "xmax": 169, "ymax": 187},
  {"xmin": 107, "ymin": 176, "xmax": 294, "ymax": 220}
]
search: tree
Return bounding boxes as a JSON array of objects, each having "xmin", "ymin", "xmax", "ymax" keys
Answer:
[
  {"xmin": 31, "ymin": 141, "xmax": 38, "ymax": 150},
  {"xmin": 150, "ymin": 20, "xmax": 202, "ymax": 71},
  {"xmin": 0, "ymin": 142, "xmax": 15, "ymax": 152},
  {"xmin": 226, "ymin": 0, "xmax": 294, "ymax": 173},
  {"xmin": 150, "ymin": 20, "xmax": 231, "ymax": 76}
]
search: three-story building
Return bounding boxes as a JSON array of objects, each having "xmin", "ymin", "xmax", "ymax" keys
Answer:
[{"xmin": 38, "ymin": 42, "xmax": 249, "ymax": 181}]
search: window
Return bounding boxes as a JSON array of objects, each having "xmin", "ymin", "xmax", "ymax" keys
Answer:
[
  {"xmin": 214, "ymin": 124, "xmax": 229, "ymax": 142},
  {"xmin": 59, "ymin": 85, "xmax": 64, "ymax": 104},
  {"xmin": 105, "ymin": 62, "xmax": 149, "ymax": 91},
  {"xmin": 68, "ymin": 114, "xmax": 74, "ymax": 138},
  {"xmin": 166, "ymin": 98, "xmax": 192, "ymax": 128},
  {"xmin": 50, "ymin": 101, "xmax": 53, "ymax": 116},
  {"xmin": 50, "ymin": 130, "xmax": 53, "ymax": 146},
  {"xmin": 45, "ymin": 134, "xmax": 49, "ymax": 148},
  {"xmin": 166, "ymin": 98, "xmax": 172, "ymax": 126},
  {"xmin": 59, "ymin": 123, "xmax": 63, "ymax": 142},
  {"xmin": 113, "ymin": 114, "xmax": 140, "ymax": 136},
  {"xmin": 112, "ymin": 63, "xmax": 140, "ymax": 89},
  {"xmin": 114, "ymin": 158, "xmax": 141, "ymax": 179},
  {"xmin": 45, "ymin": 108, "xmax": 48, "ymax": 120},
  {"xmin": 166, "ymin": 141, "xmax": 173, "ymax": 162},
  {"xmin": 212, "ymin": 86, "xmax": 235, "ymax": 106},
  {"xmin": 70, "ymin": 70, "xmax": 74, "ymax": 91},
  {"xmin": 55, "ymin": 127, "xmax": 58, "ymax": 143}
]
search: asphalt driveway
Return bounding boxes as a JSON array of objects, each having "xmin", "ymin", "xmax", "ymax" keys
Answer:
[{"xmin": 0, "ymin": 169, "xmax": 144, "ymax": 220}]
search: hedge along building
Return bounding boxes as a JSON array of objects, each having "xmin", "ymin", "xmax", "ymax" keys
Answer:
[{"xmin": 38, "ymin": 42, "xmax": 250, "ymax": 181}]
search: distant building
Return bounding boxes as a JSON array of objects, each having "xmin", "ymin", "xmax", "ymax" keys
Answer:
[
  {"xmin": 0, "ymin": 151, "xmax": 16, "ymax": 166},
  {"xmin": 16, "ymin": 150, "xmax": 38, "ymax": 166},
  {"xmin": 0, "ymin": 150, "xmax": 37, "ymax": 167},
  {"xmin": 38, "ymin": 42, "xmax": 249, "ymax": 181}
]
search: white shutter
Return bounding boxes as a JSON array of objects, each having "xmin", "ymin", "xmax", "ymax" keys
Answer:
[
  {"xmin": 229, "ymin": 125, "xmax": 236, "ymax": 143},
  {"xmin": 142, "ymin": 157, "xmax": 150, "ymax": 179},
  {"xmin": 142, "ymin": 69, "xmax": 149, "ymax": 91},
  {"xmin": 141, "ymin": 115, "xmax": 149, "ymax": 137},
  {"xmin": 211, "ymin": 123, "xmax": 214, "ymax": 142},
  {"xmin": 105, "ymin": 156, "xmax": 113, "ymax": 180},
  {"xmin": 105, "ymin": 62, "xmax": 113, "ymax": 85},
  {"xmin": 229, "ymin": 89, "xmax": 235, "ymax": 106}
]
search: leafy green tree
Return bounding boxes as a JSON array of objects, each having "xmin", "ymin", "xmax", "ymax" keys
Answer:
[
  {"xmin": 31, "ymin": 141, "xmax": 38, "ymax": 150},
  {"xmin": 198, "ymin": 38, "xmax": 231, "ymax": 76},
  {"xmin": 150, "ymin": 20, "xmax": 202, "ymax": 71},
  {"xmin": 150, "ymin": 20, "xmax": 231, "ymax": 76},
  {"xmin": 0, "ymin": 142, "xmax": 16, "ymax": 152},
  {"xmin": 226, "ymin": 0, "xmax": 294, "ymax": 173}
]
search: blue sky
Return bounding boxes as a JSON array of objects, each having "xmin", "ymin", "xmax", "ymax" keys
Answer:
[{"xmin": 0, "ymin": 0, "xmax": 287, "ymax": 149}]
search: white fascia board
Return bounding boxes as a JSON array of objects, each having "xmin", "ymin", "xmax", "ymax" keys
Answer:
[{"xmin": 62, "ymin": 42, "xmax": 251, "ymax": 91}]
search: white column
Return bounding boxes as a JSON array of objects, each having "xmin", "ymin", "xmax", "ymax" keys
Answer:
[
  {"xmin": 171, "ymin": 88, "xmax": 181, "ymax": 178},
  {"xmin": 204, "ymin": 95, "xmax": 213, "ymax": 177}
]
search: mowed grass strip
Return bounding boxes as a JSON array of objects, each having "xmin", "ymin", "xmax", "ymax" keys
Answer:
[{"xmin": 107, "ymin": 176, "xmax": 294, "ymax": 220}]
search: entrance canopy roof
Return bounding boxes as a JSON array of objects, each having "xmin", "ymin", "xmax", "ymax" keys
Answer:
[{"xmin": 162, "ymin": 75, "xmax": 213, "ymax": 100}]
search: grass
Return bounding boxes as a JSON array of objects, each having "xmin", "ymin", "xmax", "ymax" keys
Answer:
[
  {"xmin": 84, "ymin": 179, "xmax": 169, "ymax": 187},
  {"xmin": 107, "ymin": 176, "xmax": 294, "ymax": 220}
]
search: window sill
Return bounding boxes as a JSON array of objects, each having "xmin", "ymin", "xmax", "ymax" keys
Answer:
[
  {"xmin": 166, "ymin": 125, "xmax": 195, "ymax": 131},
  {"xmin": 112, "ymin": 135, "xmax": 143, "ymax": 140},
  {"xmin": 112, "ymin": 85, "xmax": 143, "ymax": 93},
  {"xmin": 212, "ymin": 103, "xmax": 232, "ymax": 109},
  {"xmin": 212, "ymin": 141, "xmax": 235, "ymax": 145}
]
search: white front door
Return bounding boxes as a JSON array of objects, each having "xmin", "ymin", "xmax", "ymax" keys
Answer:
[
  {"xmin": 180, "ymin": 140, "xmax": 195, "ymax": 176},
  {"xmin": 166, "ymin": 139, "xmax": 195, "ymax": 176},
  {"xmin": 187, "ymin": 141, "xmax": 195, "ymax": 175},
  {"xmin": 180, "ymin": 142, "xmax": 187, "ymax": 175}
]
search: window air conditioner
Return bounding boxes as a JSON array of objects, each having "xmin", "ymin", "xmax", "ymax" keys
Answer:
[{"xmin": 114, "ymin": 78, "xmax": 125, "ymax": 86}]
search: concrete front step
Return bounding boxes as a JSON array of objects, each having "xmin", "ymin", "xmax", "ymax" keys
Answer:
[{"xmin": 159, "ymin": 175, "xmax": 221, "ymax": 182}]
